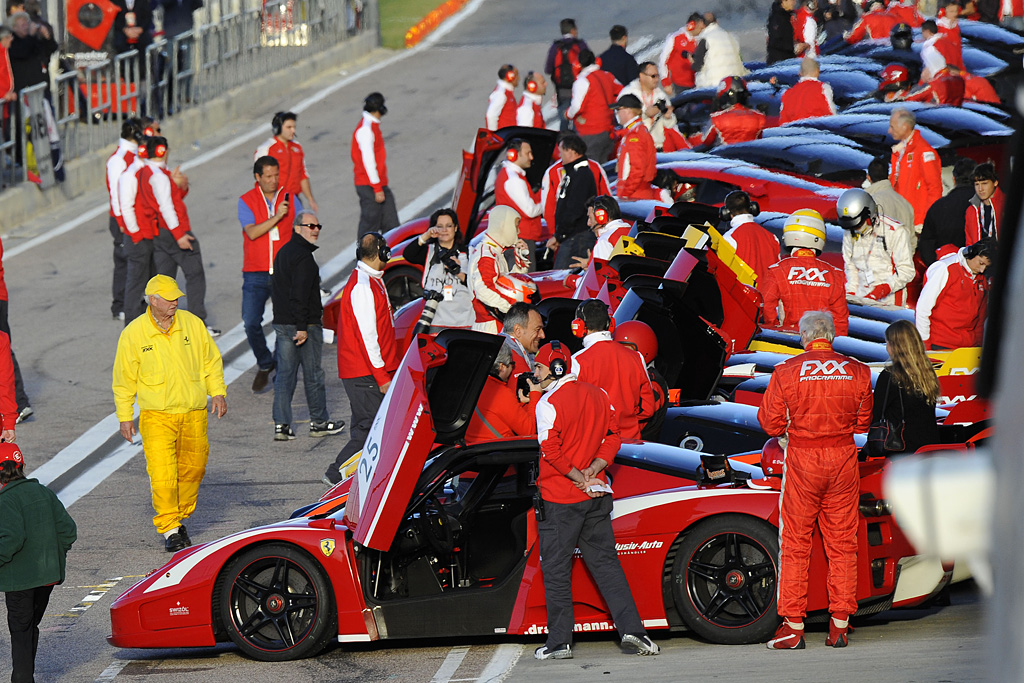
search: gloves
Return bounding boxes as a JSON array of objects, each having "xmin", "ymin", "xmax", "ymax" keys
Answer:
[{"xmin": 866, "ymin": 284, "xmax": 891, "ymax": 301}]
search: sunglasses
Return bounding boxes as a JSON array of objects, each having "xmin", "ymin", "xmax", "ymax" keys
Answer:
[{"xmin": 299, "ymin": 223, "xmax": 323, "ymax": 230}]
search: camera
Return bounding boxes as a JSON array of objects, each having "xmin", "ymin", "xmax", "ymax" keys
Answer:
[
  {"xmin": 516, "ymin": 372, "xmax": 538, "ymax": 397},
  {"xmin": 435, "ymin": 246, "xmax": 461, "ymax": 276},
  {"xmin": 654, "ymin": 100, "xmax": 668, "ymax": 114}
]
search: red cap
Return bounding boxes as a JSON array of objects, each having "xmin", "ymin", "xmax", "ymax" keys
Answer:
[
  {"xmin": 0, "ymin": 442, "xmax": 24, "ymax": 467},
  {"xmin": 534, "ymin": 340, "xmax": 571, "ymax": 370}
]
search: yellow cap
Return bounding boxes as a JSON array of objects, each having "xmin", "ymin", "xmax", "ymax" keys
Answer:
[{"xmin": 144, "ymin": 274, "xmax": 185, "ymax": 301}]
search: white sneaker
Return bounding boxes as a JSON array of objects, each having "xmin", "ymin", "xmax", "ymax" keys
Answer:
[
  {"xmin": 621, "ymin": 634, "xmax": 660, "ymax": 656},
  {"xmin": 205, "ymin": 326, "xmax": 222, "ymax": 338},
  {"xmin": 534, "ymin": 643, "xmax": 572, "ymax": 660}
]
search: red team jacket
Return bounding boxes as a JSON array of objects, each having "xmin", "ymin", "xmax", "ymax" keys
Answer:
[
  {"xmin": 778, "ymin": 78, "xmax": 836, "ymax": 124},
  {"xmin": 659, "ymin": 28, "xmax": 697, "ymax": 89},
  {"xmin": 571, "ymin": 332, "xmax": 655, "ymax": 440},
  {"xmin": 916, "ymin": 249, "xmax": 988, "ymax": 349},
  {"xmin": 567, "ymin": 65, "xmax": 622, "ymax": 136},
  {"xmin": 723, "ymin": 219, "xmax": 781, "ymax": 284},
  {"xmin": 337, "ymin": 262, "xmax": 399, "ymax": 385},
  {"xmin": 254, "ymin": 137, "xmax": 309, "ymax": 198},
  {"xmin": 845, "ymin": 9, "xmax": 898, "ymax": 42},
  {"xmin": 351, "ymin": 112, "xmax": 388, "ymax": 192},
  {"xmin": 485, "ymin": 81, "xmax": 518, "ymax": 131},
  {"xmin": 516, "ymin": 93, "xmax": 545, "ymax": 128},
  {"xmin": 890, "ymin": 129, "xmax": 942, "ymax": 227},
  {"xmin": 239, "ymin": 185, "xmax": 294, "ymax": 273},
  {"xmin": 963, "ymin": 73, "xmax": 1000, "ymax": 104},
  {"xmin": 615, "ymin": 117, "xmax": 659, "ymax": 200},
  {"xmin": 494, "ymin": 161, "xmax": 543, "ymax": 240},
  {"xmin": 106, "ymin": 140, "xmax": 137, "ymax": 228},
  {"xmin": 905, "ymin": 69, "xmax": 965, "ymax": 105},
  {"xmin": 965, "ymin": 188, "xmax": 1004, "ymax": 244},
  {"xmin": 535, "ymin": 376, "xmax": 621, "ymax": 504},
  {"xmin": 541, "ymin": 159, "xmax": 611, "ymax": 232},
  {"xmin": 936, "ymin": 18, "xmax": 964, "ymax": 70},
  {"xmin": 136, "ymin": 161, "xmax": 191, "ymax": 241},
  {"xmin": 692, "ymin": 105, "xmax": 766, "ymax": 147},
  {"xmin": 465, "ymin": 375, "xmax": 540, "ymax": 442},
  {"xmin": 0, "ymin": 331, "xmax": 16, "ymax": 430},
  {"xmin": 760, "ymin": 251, "xmax": 850, "ymax": 336}
]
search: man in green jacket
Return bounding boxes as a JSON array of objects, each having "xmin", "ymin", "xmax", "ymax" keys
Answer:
[{"xmin": 0, "ymin": 443, "xmax": 76, "ymax": 683}]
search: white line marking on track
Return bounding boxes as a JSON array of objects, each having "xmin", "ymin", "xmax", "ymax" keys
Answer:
[
  {"xmin": 478, "ymin": 643, "xmax": 523, "ymax": 683},
  {"xmin": 94, "ymin": 659, "xmax": 130, "ymax": 682},
  {"xmin": 431, "ymin": 645, "xmax": 470, "ymax": 683}
]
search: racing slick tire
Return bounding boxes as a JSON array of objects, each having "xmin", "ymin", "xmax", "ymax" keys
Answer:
[
  {"xmin": 218, "ymin": 543, "xmax": 336, "ymax": 661},
  {"xmin": 671, "ymin": 514, "xmax": 779, "ymax": 644},
  {"xmin": 384, "ymin": 265, "xmax": 424, "ymax": 310}
]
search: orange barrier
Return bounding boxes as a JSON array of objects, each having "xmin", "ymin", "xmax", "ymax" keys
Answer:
[{"xmin": 404, "ymin": 0, "xmax": 469, "ymax": 48}]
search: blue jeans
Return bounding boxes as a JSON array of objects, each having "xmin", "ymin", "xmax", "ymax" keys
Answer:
[
  {"xmin": 272, "ymin": 324, "xmax": 329, "ymax": 426},
  {"xmin": 242, "ymin": 272, "xmax": 274, "ymax": 370}
]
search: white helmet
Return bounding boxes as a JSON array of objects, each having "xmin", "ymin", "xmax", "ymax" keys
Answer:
[
  {"xmin": 783, "ymin": 209, "xmax": 827, "ymax": 251},
  {"xmin": 494, "ymin": 273, "xmax": 537, "ymax": 303},
  {"xmin": 836, "ymin": 189, "xmax": 877, "ymax": 231}
]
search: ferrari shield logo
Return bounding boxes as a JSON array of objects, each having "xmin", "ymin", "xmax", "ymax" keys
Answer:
[{"xmin": 320, "ymin": 538, "xmax": 336, "ymax": 557}]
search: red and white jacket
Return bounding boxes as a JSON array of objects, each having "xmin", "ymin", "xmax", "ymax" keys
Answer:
[
  {"xmin": 136, "ymin": 159, "xmax": 191, "ymax": 241},
  {"xmin": 516, "ymin": 91, "xmax": 545, "ymax": 128},
  {"xmin": 886, "ymin": 0, "xmax": 925, "ymax": 26},
  {"xmin": 615, "ymin": 116, "xmax": 659, "ymax": 200},
  {"xmin": 793, "ymin": 7, "xmax": 818, "ymax": 56},
  {"xmin": 722, "ymin": 215, "xmax": 781, "ymax": 284},
  {"xmin": 0, "ymin": 331, "xmax": 16, "ymax": 430},
  {"xmin": 1001, "ymin": 0, "xmax": 1024, "ymax": 21},
  {"xmin": 778, "ymin": 77, "xmax": 836, "ymax": 124},
  {"xmin": 571, "ymin": 331, "xmax": 655, "ymax": 441},
  {"xmin": 238, "ymin": 184, "xmax": 294, "ymax": 273},
  {"xmin": 965, "ymin": 188, "xmax": 1005, "ymax": 244},
  {"xmin": 592, "ymin": 219, "xmax": 631, "ymax": 262},
  {"xmin": 566, "ymin": 64, "xmax": 622, "ymax": 136},
  {"xmin": 760, "ymin": 249, "xmax": 850, "ymax": 336},
  {"xmin": 691, "ymin": 104, "xmax": 766, "ymax": 147},
  {"xmin": 890, "ymin": 129, "xmax": 942, "ymax": 228},
  {"xmin": 845, "ymin": 9, "xmax": 898, "ymax": 42},
  {"xmin": 254, "ymin": 136, "xmax": 309, "ymax": 198},
  {"xmin": 351, "ymin": 111, "xmax": 388, "ymax": 192},
  {"xmin": 535, "ymin": 374, "xmax": 621, "ymax": 504},
  {"xmin": 106, "ymin": 139, "xmax": 138, "ymax": 228},
  {"xmin": 485, "ymin": 80, "xmax": 517, "ymax": 131},
  {"xmin": 494, "ymin": 160, "xmax": 543, "ymax": 240},
  {"xmin": 963, "ymin": 73, "xmax": 1000, "ymax": 104},
  {"xmin": 468, "ymin": 229, "xmax": 530, "ymax": 323},
  {"xmin": 466, "ymin": 375, "xmax": 539, "ymax": 443},
  {"xmin": 541, "ymin": 158, "xmax": 611, "ymax": 231},
  {"xmin": 916, "ymin": 248, "xmax": 988, "ymax": 349},
  {"xmin": 936, "ymin": 17, "xmax": 964, "ymax": 70},
  {"xmin": 118, "ymin": 157, "xmax": 148, "ymax": 243},
  {"xmin": 337, "ymin": 261, "xmax": 399, "ymax": 385},
  {"xmin": 904, "ymin": 68, "xmax": 965, "ymax": 106},
  {"xmin": 658, "ymin": 27, "xmax": 697, "ymax": 90}
]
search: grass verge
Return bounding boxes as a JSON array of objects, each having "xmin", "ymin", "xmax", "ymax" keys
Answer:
[{"xmin": 379, "ymin": 0, "xmax": 442, "ymax": 49}]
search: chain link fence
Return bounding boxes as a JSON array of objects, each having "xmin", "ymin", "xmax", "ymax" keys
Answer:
[{"xmin": 1, "ymin": 0, "xmax": 375, "ymax": 191}]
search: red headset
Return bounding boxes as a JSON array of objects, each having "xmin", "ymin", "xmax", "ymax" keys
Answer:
[
  {"xmin": 525, "ymin": 71, "xmax": 538, "ymax": 93},
  {"xmin": 504, "ymin": 67, "xmax": 518, "ymax": 83},
  {"xmin": 506, "ymin": 147, "xmax": 518, "ymax": 162},
  {"xmin": 143, "ymin": 125, "xmax": 157, "ymax": 137},
  {"xmin": 155, "ymin": 144, "xmax": 167, "ymax": 158},
  {"xmin": 572, "ymin": 309, "xmax": 615, "ymax": 338},
  {"xmin": 593, "ymin": 207, "xmax": 609, "ymax": 225},
  {"xmin": 686, "ymin": 20, "xmax": 697, "ymax": 31}
]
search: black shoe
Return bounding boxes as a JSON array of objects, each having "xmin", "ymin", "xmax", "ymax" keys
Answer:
[
  {"xmin": 164, "ymin": 529, "xmax": 188, "ymax": 552},
  {"xmin": 178, "ymin": 524, "xmax": 192, "ymax": 547},
  {"xmin": 310, "ymin": 420, "xmax": 345, "ymax": 437},
  {"xmin": 252, "ymin": 367, "xmax": 273, "ymax": 393},
  {"xmin": 274, "ymin": 424, "xmax": 297, "ymax": 441}
]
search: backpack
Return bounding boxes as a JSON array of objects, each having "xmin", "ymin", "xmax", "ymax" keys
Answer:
[{"xmin": 553, "ymin": 39, "xmax": 582, "ymax": 88}]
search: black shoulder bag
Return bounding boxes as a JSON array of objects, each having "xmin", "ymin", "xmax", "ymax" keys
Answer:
[{"xmin": 866, "ymin": 377, "xmax": 905, "ymax": 456}]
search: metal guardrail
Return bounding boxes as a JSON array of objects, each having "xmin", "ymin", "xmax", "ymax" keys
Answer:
[{"xmin": 0, "ymin": 0, "xmax": 373, "ymax": 192}]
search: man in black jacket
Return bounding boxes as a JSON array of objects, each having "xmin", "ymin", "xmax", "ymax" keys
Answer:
[
  {"xmin": 766, "ymin": 0, "xmax": 805, "ymax": 65},
  {"xmin": 599, "ymin": 25, "xmax": 638, "ymax": 87},
  {"xmin": 545, "ymin": 18, "xmax": 589, "ymax": 131},
  {"xmin": 551, "ymin": 135, "xmax": 598, "ymax": 269},
  {"xmin": 270, "ymin": 212, "xmax": 344, "ymax": 441},
  {"xmin": 918, "ymin": 158, "xmax": 977, "ymax": 266}
]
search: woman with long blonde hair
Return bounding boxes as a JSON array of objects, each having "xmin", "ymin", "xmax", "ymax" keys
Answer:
[{"xmin": 873, "ymin": 319, "xmax": 940, "ymax": 454}]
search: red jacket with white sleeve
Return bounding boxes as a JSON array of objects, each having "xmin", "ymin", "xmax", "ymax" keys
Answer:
[
  {"xmin": 591, "ymin": 219, "xmax": 631, "ymax": 262},
  {"xmin": 722, "ymin": 216, "xmax": 781, "ymax": 284},
  {"xmin": 778, "ymin": 78, "xmax": 836, "ymax": 124},
  {"xmin": 965, "ymin": 188, "xmax": 1004, "ymax": 244},
  {"xmin": 794, "ymin": 7, "xmax": 818, "ymax": 56},
  {"xmin": 566, "ymin": 65, "xmax": 622, "ymax": 136},
  {"xmin": 136, "ymin": 160, "xmax": 191, "ymax": 241},
  {"xmin": 516, "ymin": 92, "xmax": 545, "ymax": 128},
  {"xmin": 239, "ymin": 184, "xmax": 294, "ymax": 273},
  {"xmin": 118, "ymin": 157, "xmax": 149, "ymax": 243},
  {"xmin": 570, "ymin": 331, "xmax": 655, "ymax": 440},
  {"xmin": 659, "ymin": 27, "xmax": 697, "ymax": 89},
  {"xmin": 916, "ymin": 248, "xmax": 988, "ymax": 349},
  {"xmin": 350, "ymin": 111, "xmax": 388, "ymax": 192},
  {"xmin": 486, "ymin": 80, "xmax": 517, "ymax": 131},
  {"xmin": 494, "ymin": 160, "xmax": 543, "ymax": 240},
  {"xmin": 691, "ymin": 105, "xmax": 766, "ymax": 147},
  {"xmin": 254, "ymin": 136, "xmax": 309, "ymax": 198},
  {"xmin": 535, "ymin": 375, "xmax": 621, "ymax": 504},
  {"xmin": 106, "ymin": 139, "xmax": 138, "ymax": 228},
  {"xmin": 936, "ymin": 18, "xmax": 964, "ymax": 70},
  {"xmin": 615, "ymin": 117, "xmax": 659, "ymax": 200},
  {"xmin": 337, "ymin": 261, "xmax": 399, "ymax": 385}
]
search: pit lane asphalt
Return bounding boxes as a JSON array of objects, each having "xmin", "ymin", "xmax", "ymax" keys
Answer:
[{"xmin": 0, "ymin": 0, "xmax": 985, "ymax": 680}]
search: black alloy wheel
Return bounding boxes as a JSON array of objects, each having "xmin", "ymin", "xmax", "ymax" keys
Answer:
[
  {"xmin": 218, "ymin": 543, "xmax": 335, "ymax": 661},
  {"xmin": 384, "ymin": 266, "xmax": 425, "ymax": 309},
  {"xmin": 671, "ymin": 514, "xmax": 779, "ymax": 644}
]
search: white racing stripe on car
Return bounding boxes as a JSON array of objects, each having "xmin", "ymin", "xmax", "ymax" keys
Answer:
[
  {"xmin": 338, "ymin": 633, "xmax": 372, "ymax": 642},
  {"xmin": 642, "ymin": 618, "xmax": 669, "ymax": 628},
  {"xmin": 363, "ymin": 404, "xmax": 425, "ymax": 546},
  {"xmin": 610, "ymin": 488, "xmax": 776, "ymax": 521},
  {"xmin": 143, "ymin": 528, "xmax": 284, "ymax": 593}
]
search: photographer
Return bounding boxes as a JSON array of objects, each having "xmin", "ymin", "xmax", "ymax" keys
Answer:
[
  {"xmin": 619, "ymin": 61, "xmax": 677, "ymax": 150},
  {"xmin": 465, "ymin": 338, "xmax": 542, "ymax": 443},
  {"xmin": 403, "ymin": 208, "xmax": 474, "ymax": 331}
]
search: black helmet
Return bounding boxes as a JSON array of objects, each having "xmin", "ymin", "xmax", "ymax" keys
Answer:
[
  {"xmin": 715, "ymin": 75, "xmax": 749, "ymax": 110},
  {"xmin": 890, "ymin": 22, "xmax": 912, "ymax": 50}
]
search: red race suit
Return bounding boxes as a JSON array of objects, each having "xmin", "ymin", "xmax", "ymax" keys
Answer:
[{"xmin": 761, "ymin": 250, "xmax": 850, "ymax": 335}]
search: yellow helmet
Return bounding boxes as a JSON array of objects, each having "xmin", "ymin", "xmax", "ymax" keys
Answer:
[{"xmin": 782, "ymin": 209, "xmax": 827, "ymax": 251}]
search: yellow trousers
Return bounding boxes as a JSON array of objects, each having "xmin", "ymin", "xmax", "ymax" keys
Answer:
[{"xmin": 139, "ymin": 409, "xmax": 209, "ymax": 534}]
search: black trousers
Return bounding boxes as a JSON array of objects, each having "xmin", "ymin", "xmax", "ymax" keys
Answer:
[
  {"xmin": 153, "ymin": 230, "xmax": 207, "ymax": 322},
  {"xmin": 554, "ymin": 230, "xmax": 596, "ymax": 270},
  {"xmin": 5, "ymin": 585, "xmax": 53, "ymax": 683},
  {"xmin": 538, "ymin": 494, "xmax": 645, "ymax": 648},
  {"xmin": 355, "ymin": 185, "xmax": 400, "ymax": 238},
  {"xmin": 328, "ymin": 375, "xmax": 384, "ymax": 480},
  {"xmin": 109, "ymin": 216, "xmax": 128, "ymax": 316},
  {"xmin": 123, "ymin": 237, "xmax": 156, "ymax": 323},
  {"xmin": 0, "ymin": 300, "xmax": 29, "ymax": 411},
  {"xmin": 580, "ymin": 132, "xmax": 614, "ymax": 164}
]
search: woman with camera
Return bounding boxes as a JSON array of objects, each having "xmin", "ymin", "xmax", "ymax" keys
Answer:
[
  {"xmin": 403, "ymin": 208, "xmax": 475, "ymax": 332},
  {"xmin": 869, "ymin": 319, "xmax": 940, "ymax": 456}
]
